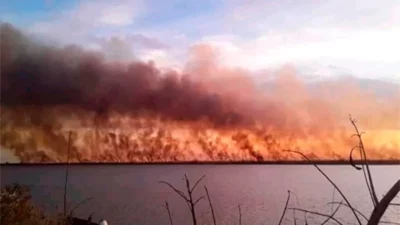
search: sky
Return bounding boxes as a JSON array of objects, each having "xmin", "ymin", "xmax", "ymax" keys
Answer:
[{"xmin": 1, "ymin": 0, "xmax": 400, "ymax": 82}]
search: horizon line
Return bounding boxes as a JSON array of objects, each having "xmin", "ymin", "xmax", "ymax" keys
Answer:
[{"xmin": 1, "ymin": 159, "xmax": 399, "ymax": 166}]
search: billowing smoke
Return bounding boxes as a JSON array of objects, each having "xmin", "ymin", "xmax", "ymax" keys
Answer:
[{"xmin": 1, "ymin": 23, "xmax": 399, "ymax": 162}]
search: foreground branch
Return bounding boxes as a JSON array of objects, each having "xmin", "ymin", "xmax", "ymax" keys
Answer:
[
  {"xmin": 159, "ymin": 175, "xmax": 205, "ymax": 225},
  {"xmin": 288, "ymin": 208, "xmax": 343, "ymax": 225},
  {"xmin": 284, "ymin": 150, "xmax": 362, "ymax": 225},
  {"xmin": 164, "ymin": 201, "xmax": 174, "ymax": 225},
  {"xmin": 367, "ymin": 180, "xmax": 400, "ymax": 225},
  {"xmin": 69, "ymin": 197, "xmax": 94, "ymax": 217},
  {"xmin": 204, "ymin": 186, "xmax": 217, "ymax": 225},
  {"xmin": 321, "ymin": 201, "xmax": 342, "ymax": 225},
  {"xmin": 278, "ymin": 190, "xmax": 291, "ymax": 225},
  {"xmin": 350, "ymin": 116, "xmax": 379, "ymax": 207},
  {"xmin": 63, "ymin": 131, "xmax": 72, "ymax": 223}
]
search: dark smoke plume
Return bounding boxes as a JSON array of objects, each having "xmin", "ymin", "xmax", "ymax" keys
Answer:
[
  {"xmin": 1, "ymin": 22, "xmax": 399, "ymax": 162},
  {"xmin": 0, "ymin": 23, "xmax": 247, "ymax": 127}
]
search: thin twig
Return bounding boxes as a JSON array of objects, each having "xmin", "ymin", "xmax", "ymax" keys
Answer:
[
  {"xmin": 292, "ymin": 209, "xmax": 297, "ymax": 225},
  {"xmin": 278, "ymin": 190, "xmax": 291, "ymax": 225},
  {"xmin": 290, "ymin": 190, "xmax": 299, "ymax": 225},
  {"xmin": 205, "ymin": 186, "xmax": 217, "ymax": 225},
  {"xmin": 69, "ymin": 197, "xmax": 94, "ymax": 217},
  {"xmin": 329, "ymin": 197, "xmax": 400, "ymax": 225},
  {"xmin": 327, "ymin": 202, "xmax": 368, "ymax": 221},
  {"xmin": 331, "ymin": 187, "xmax": 336, "ymax": 212},
  {"xmin": 191, "ymin": 175, "xmax": 205, "ymax": 193},
  {"xmin": 194, "ymin": 196, "xmax": 204, "ymax": 205},
  {"xmin": 158, "ymin": 181, "xmax": 189, "ymax": 202},
  {"xmin": 288, "ymin": 208, "xmax": 343, "ymax": 225},
  {"xmin": 164, "ymin": 201, "xmax": 174, "ymax": 225},
  {"xmin": 284, "ymin": 150, "xmax": 362, "ymax": 225},
  {"xmin": 304, "ymin": 211, "xmax": 309, "ymax": 225},
  {"xmin": 368, "ymin": 180, "xmax": 400, "ymax": 225},
  {"xmin": 321, "ymin": 201, "xmax": 342, "ymax": 225},
  {"xmin": 160, "ymin": 175, "xmax": 206, "ymax": 225},
  {"xmin": 350, "ymin": 116, "xmax": 379, "ymax": 206},
  {"xmin": 63, "ymin": 131, "xmax": 72, "ymax": 223}
]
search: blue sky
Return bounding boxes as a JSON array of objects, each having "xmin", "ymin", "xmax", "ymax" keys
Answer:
[{"xmin": 1, "ymin": 0, "xmax": 400, "ymax": 82}]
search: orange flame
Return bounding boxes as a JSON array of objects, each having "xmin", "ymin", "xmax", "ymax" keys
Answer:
[{"xmin": 1, "ymin": 24, "xmax": 399, "ymax": 162}]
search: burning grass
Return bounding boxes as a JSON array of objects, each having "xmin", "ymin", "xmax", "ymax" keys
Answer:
[{"xmin": 2, "ymin": 119, "xmax": 399, "ymax": 225}]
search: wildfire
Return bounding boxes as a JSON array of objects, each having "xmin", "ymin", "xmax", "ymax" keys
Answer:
[
  {"xmin": 1, "ymin": 23, "xmax": 399, "ymax": 163},
  {"xmin": 1, "ymin": 106, "xmax": 399, "ymax": 163}
]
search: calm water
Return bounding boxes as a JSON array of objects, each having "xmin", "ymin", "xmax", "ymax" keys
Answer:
[{"xmin": 1, "ymin": 165, "xmax": 399, "ymax": 225}]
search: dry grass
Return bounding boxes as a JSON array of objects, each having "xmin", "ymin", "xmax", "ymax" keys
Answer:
[
  {"xmin": 2, "ymin": 118, "xmax": 399, "ymax": 225},
  {"xmin": 158, "ymin": 118, "xmax": 399, "ymax": 225}
]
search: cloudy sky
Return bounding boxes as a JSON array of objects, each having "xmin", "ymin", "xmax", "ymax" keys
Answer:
[{"xmin": 1, "ymin": 0, "xmax": 400, "ymax": 82}]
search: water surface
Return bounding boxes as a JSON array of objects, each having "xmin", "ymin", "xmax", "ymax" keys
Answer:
[{"xmin": 1, "ymin": 165, "xmax": 399, "ymax": 225}]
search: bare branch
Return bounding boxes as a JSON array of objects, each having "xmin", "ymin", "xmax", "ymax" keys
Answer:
[
  {"xmin": 349, "ymin": 146, "xmax": 362, "ymax": 170},
  {"xmin": 184, "ymin": 174, "xmax": 190, "ymax": 191},
  {"xmin": 329, "ymin": 196, "xmax": 400, "ymax": 225},
  {"xmin": 349, "ymin": 116, "xmax": 379, "ymax": 206},
  {"xmin": 161, "ymin": 174, "xmax": 204, "ymax": 225},
  {"xmin": 289, "ymin": 190, "xmax": 299, "ymax": 205},
  {"xmin": 321, "ymin": 201, "xmax": 342, "ymax": 225},
  {"xmin": 205, "ymin": 186, "xmax": 217, "ymax": 225},
  {"xmin": 164, "ymin": 201, "xmax": 174, "ymax": 225},
  {"xmin": 292, "ymin": 209, "xmax": 297, "ymax": 225},
  {"xmin": 63, "ymin": 131, "xmax": 72, "ymax": 223},
  {"xmin": 284, "ymin": 150, "xmax": 362, "ymax": 225},
  {"xmin": 368, "ymin": 180, "xmax": 400, "ymax": 225},
  {"xmin": 330, "ymin": 187, "xmax": 336, "ymax": 212},
  {"xmin": 304, "ymin": 211, "xmax": 309, "ymax": 225},
  {"xmin": 288, "ymin": 208, "xmax": 343, "ymax": 225},
  {"xmin": 327, "ymin": 202, "xmax": 368, "ymax": 221},
  {"xmin": 191, "ymin": 175, "xmax": 206, "ymax": 193},
  {"xmin": 194, "ymin": 196, "xmax": 204, "ymax": 205},
  {"xmin": 159, "ymin": 181, "xmax": 190, "ymax": 202},
  {"xmin": 69, "ymin": 197, "xmax": 94, "ymax": 216},
  {"xmin": 278, "ymin": 190, "xmax": 291, "ymax": 225}
]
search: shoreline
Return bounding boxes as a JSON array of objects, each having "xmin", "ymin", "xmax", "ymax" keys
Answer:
[{"xmin": 1, "ymin": 159, "xmax": 399, "ymax": 166}]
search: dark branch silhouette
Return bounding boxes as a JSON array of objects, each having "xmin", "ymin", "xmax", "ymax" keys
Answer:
[
  {"xmin": 288, "ymin": 208, "xmax": 343, "ymax": 225},
  {"xmin": 321, "ymin": 201, "xmax": 342, "ymax": 225},
  {"xmin": 69, "ymin": 197, "xmax": 94, "ymax": 217},
  {"xmin": 278, "ymin": 190, "xmax": 291, "ymax": 225},
  {"xmin": 367, "ymin": 180, "xmax": 400, "ymax": 225},
  {"xmin": 159, "ymin": 174, "xmax": 205, "ymax": 225},
  {"xmin": 349, "ymin": 116, "xmax": 379, "ymax": 207},
  {"xmin": 63, "ymin": 131, "xmax": 72, "ymax": 224},
  {"xmin": 164, "ymin": 201, "xmax": 174, "ymax": 225},
  {"xmin": 204, "ymin": 186, "xmax": 217, "ymax": 225},
  {"xmin": 284, "ymin": 150, "xmax": 362, "ymax": 225}
]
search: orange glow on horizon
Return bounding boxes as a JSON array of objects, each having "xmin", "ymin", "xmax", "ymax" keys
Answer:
[{"xmin": 1, "ymin": 107, "xmax": 399, "ymax": 163}]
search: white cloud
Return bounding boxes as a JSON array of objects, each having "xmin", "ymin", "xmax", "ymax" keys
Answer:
[
  {"xmin": 191, "ymin": 26, "xmax": 400, "ymax": 80},
  {"xmin": 29, "ymin": 0, "xmax": 146, "ymax": 44},
  {"xmin": 137, "ymin": 49, "xmax": 181, "ymax": 71},
  {"xmin": 18, "ymin": 0, "xmax": 400, "ymax": 81},
  {"xmin": 97, "ymin": 5, "xmax": 137, "ymax": 26}
]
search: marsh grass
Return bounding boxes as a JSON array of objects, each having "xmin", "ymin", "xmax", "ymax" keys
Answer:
[
  {"xmin": 1, "ymin": 118, "xmax": 399, "ymax": 225},
  {"xmin": 159, "ymin": 118, "xmax": 399, "ymax": 225}
]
